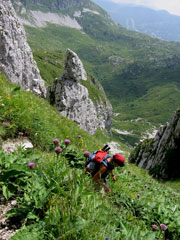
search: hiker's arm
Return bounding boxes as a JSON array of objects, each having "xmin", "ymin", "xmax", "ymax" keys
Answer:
[
  {"xmin": 111, "ymin": 170, "xmax": 116, "ymax": 182},
  {"xmin": 93, "ymin": 165, "xmax": 111, "ymax": 193}
]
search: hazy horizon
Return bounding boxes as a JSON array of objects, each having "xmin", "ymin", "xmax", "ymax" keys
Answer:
[{"xmin": 94, "ymin": 0, "xmax": 180, "ymax": 16}]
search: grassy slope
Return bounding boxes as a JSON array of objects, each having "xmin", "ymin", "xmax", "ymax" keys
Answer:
[
  {"xmin": 4, "ymin": 148, "xmax": 180, "ymax": 240},
  {"xmin": 0, "ymin": 127, "xmax": 180, "ymax": 240},
  {"xmin": 0, "ymin": 72, "xmax": 114, "ymax": 152}
]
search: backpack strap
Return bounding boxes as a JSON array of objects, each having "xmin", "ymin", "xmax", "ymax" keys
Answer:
[{"xmin": 101, "ymin": 155, "xmax": 113, "ymax": 168}]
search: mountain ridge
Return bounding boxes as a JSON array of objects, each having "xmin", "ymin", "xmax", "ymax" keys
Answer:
[{"xmin": 93, "ymin": 0, "xmax": 180, "ymax": 41}]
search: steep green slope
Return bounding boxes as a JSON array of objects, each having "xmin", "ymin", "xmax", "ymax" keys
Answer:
[
  {"xmin": 1, "ymin": 140, "xmax": 180, "ymax": 240},
  {"xmin": 0, "ymin": 71, "xmax": 114, "ymax": 152}
]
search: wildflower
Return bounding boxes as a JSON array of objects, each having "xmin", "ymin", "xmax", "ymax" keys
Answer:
[
  {"xmin": 160, "ymin": 224, "xmax": 168, "ymax": 231},
  {"xmin": 78, "ymin": 135, "xmax": 81, "ymax": 139},
  {"xmin": 55, "ymin": 146, "xmax": 62, "ymax": 155},
  {"xmin": 131, "ymin": 195, "xmax": 135, "ymax": 199},
  {"xmin": 144, "ymin": 184, "xmax": 148, "ymax": 188},
  {"xmin": 137, "ymin": 193, "xmax": 140, "ymax": 198},
  {"xmin": 83, "ymin": 151, "xmax": 90, "ymax": 157},
  {"xmin": 53, "ymin": 138, "xmax": 60, "ymax": 145},
  {"xmin": 152, "ymin": 225, "xmax": 159, "ymax": 230},
  {"xmin": 28, "ymin": 162, "xmax": 35, "ymax": 169},
  {"xmin": 65, "ymin": 139, "xmax": 71, "ymax": 146},
  {"xmin": 105, "ymin": 237, "xmax": 110, "ymax": 240}
]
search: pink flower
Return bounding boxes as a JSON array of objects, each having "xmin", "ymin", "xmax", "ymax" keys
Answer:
[
  {"xmin": 65, "ymin": 139, "xmax": 70, "ymax": 146},
  {"xmin": 55, "ymin": 146, "xmax": 62, "ymax": 155},
  {"xmin": 160, "ymin": 224, "xmax": 168, "ymax": 231},
  {"xmin": 78, "ymin": 135, "xmax": 81, "ymax": 139},
  {"xmin": 137, "ymin": 193, "xmax": 140, "ymax": 198},
  {"xmin": 53, "ymin": 138, "xmax": 60, "ymax": 145},
  {"xmin": 28, "ymin": 162, "xmax": 35, "ymax": 169},
  {"xmin": 83, "ymin": 151, "xmax": 90, "ymax": 158},
  {"xmin": 152, "ymin": 225, "xmax": 159, "ymax": 230}
]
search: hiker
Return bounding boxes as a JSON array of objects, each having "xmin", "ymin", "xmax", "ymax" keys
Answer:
[
  {"xmin": 92, "ymin": 154, "xmax": 125, "ymax": 193},
  {"xmin": 84, "ymin": 146, "xmax": 125, "ymax": 193}
]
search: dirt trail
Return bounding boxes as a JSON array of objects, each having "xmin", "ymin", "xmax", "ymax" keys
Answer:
[{"xmin": 0, "ymin": 196, "xmax": 18, "ymax": 240}]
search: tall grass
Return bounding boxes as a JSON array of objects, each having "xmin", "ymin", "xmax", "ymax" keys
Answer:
[{"xmin": 1, "ymin": 143, "xmax": 180, "ymax": 240}]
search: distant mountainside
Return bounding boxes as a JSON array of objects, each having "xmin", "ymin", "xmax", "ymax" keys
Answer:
[
  {"xmin": 93, "ymin": 0, "xmax": 180, "ymax": 42},
  {"xmin": 11, "ymin": 0, "xmax": 180, "ymax": 143},
  {"xmin": 11, "ymin": 0, "xmax": 113, "ymax": 30}
]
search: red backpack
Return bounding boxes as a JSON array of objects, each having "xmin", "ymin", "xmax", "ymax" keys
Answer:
[
  {"xmin": 85, "ymin": 145, "xmax": 110, "ymax": 173},
  {"xmin": 85, "ymin": 150, "xmax": 108, "ymax": 173},
  {"xmin": 93, "ymin": 150, "xmax": 108, "ymax": 162}
]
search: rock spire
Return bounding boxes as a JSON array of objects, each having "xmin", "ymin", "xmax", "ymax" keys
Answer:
[{"xmin": 48, "ymin": 49, "xmax": 112, "ymax": 135}]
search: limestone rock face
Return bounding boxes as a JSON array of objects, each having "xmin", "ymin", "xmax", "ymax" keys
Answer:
[
  {"xmin": 0, "ymin": 0, "xmax": 46, "ymax": 97},
  {"xmin": 48, "ymin": 49, "xmax": 112, "ymax": 135},
  {"xmin": 129, "ymin": 109, "xmax": 180, "ymax": 179}
]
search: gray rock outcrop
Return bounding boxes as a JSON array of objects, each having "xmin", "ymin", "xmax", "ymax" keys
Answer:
[
  {"xmin": 129, "ymin": 109, "xmax": 180, "ymax": 179},
  {"xmin": 48, "ymin": 49, "xmax": 112, "ymax": 135},
  {"xmin": 0, "ymin": 0, "xmax": 46, "ymax": 97}
]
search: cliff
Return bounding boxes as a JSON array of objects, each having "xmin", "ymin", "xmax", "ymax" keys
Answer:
[
  {"xmin": 48, "ymin": 49, "xmax": 112, "ymax": 135},
  {"xmin": 0, "ymin": 0, "xmax": 46, "ymax": 97},
  {"xmin": 129, "ymin": 109, "xmax": 180, "ymax": 179}
]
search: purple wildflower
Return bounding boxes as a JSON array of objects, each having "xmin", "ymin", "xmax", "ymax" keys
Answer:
[
  {"xmin": 65, "ymin": 139, "xmax": 71, "ymax": 146},
  {"xmin": 137, "ymin": 193, "xmax": 140, "ymax": 198},
  {"xmin": 53, "ymin": 138, "xmax": 60, "ymax": 146},
  {"xmin": 105, "ymin": 237, "xmax": 110, "ymax": 240},
  {"xmin": 78, "ymin": 135, "xmax": 81, "ymax": 139},
  {"xmin": 83, "ymin": 151, "xmax": 90, "ymax": 158},
  {"xmin": 160, "ymin": 224, "xmax": 168, "ymax": 231},
  {"xmin": 152, "ymin": 225, "xmax": 159, "ymax": 230},
  {"xmin": 144, "ymin": 184, "xmax": 148, "ymax": 188},
  {"xmin": 28, "ymin": 162, "xmax": 35, "ymax": 169},
  {"xmin": 55, "ymin": 146, "xmax": 62, "ymax": 155}
]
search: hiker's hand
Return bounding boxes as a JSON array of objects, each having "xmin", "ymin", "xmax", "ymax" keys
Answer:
[
  {"xmin": 105, "ymin": 187, "xmax": 111, "ymax": 193},
  {"xmin": 112, "ymin": 176, "xmax": 116, "ymax": 182}
]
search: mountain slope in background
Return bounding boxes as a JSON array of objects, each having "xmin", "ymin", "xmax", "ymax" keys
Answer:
[
  {"xmin": 11, "ymin": 0, "xmax": 113, "ymax": 30},
  {"xmin": 93, "ymin": 0, "xmax": 180, "ymax": 42},
  {"xmin": 11, "ymin": 0, "xmax": 180, "ymax": 144}
]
